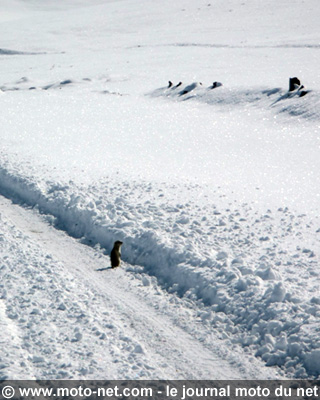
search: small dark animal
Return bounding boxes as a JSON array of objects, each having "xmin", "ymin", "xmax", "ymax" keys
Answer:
[
  {"xmin": 211, "ymin": 81, "xmax": 223, "ymax": 89},
  {"xmin": 288, "ymin": 77, "xmax": 309, "ymax": 97},
  {"xmin": 168, "ymin": 81, "xmax": 173, "ymax": 88},
  {"xmin": 110, "ymin": 240, "xmax": 123, "ymax": 268},
  {"xmin": 289, "ymin": 77, "xmax": 301, "ymax": 92}
]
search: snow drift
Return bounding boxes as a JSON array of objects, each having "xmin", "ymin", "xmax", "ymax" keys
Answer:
[{"xmin": 150, "ymin": 79, "xmax": 319, "ymax": 121}]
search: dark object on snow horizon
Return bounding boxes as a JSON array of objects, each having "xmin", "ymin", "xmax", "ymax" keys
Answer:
[
  {"xmin": 168, "ymin": 81, "xmax": 182, "ymax": 89},
  {"xmin": 289, "ymin": 77, "xmax": 301, "ymax": 92},
  {"xmin": 289, "ymin": 77, "xmax": 309, "ymax": 97},
  {"xmin": 211, "ymin": 81, "xmax": 223, "ymax": 89}
]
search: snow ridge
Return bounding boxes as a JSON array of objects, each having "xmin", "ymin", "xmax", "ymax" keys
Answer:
[{"xmin": 150, "ymin": 82, "xmax": 319, "ymax": 121}]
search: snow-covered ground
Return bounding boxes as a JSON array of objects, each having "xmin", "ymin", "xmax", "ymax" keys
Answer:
[
  {"xmin": 1, "ymin": 194, "xmax": 282, "ymax": 379},
  {"xmin": 1, "ymin": 0, "xmax": 320, "ymax": 379}
]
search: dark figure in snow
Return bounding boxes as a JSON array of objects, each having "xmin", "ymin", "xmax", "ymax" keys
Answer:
[
  {"xmin": 211, "ymin": 81, "xmax": 223, "ymax": 89},
  {"xmin": 289, "ymin": 77, "xmax": 301, "ymax": 92},
  {"xmin": 289, "ymin": 77, "xmax": 308, "ymax": 97},
  {"xmin": 111, "ymin": 241, "xmax": 123, "ymax": 268}
]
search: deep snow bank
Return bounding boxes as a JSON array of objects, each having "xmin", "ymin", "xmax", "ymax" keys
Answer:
[{"xmin": 0, "ymin": 161, "xmax": 319, "ymax": 378}]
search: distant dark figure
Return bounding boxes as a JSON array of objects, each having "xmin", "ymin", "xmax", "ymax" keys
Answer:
[
  {"xmin": 289, "ymin": 77, "xmax": 301, "ymax": 92},
  {"xmin": 174, "ymin": 82, "xmax": 182, "ymax": 88},
  {"xmin": 288, "ymin": 77, "xmax": 309, "ymax": 97},
  {"xmin": 110, "ymin": 241, "xmax": 123, "ymax": 268},
  {"xmin": 168, "ymin": 81, "xmax": 173, "ymax": 88},
  {"xmin": 211, "ymin": 81, "xmax": 223, "ymax": 89}
]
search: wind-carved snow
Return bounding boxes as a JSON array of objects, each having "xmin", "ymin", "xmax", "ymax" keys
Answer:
[
  {"xmin": 0, "ymin": 48, "xmax": 44, "ymax": 55},
  {"xmin": 150, "ymin": 81, "xmax": 319, "ymax": 120}
]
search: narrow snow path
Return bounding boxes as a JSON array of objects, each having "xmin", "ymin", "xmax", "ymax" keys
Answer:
[{"xmin": 0, "ymin": 195, "xmax": 279, "ymax": 379}]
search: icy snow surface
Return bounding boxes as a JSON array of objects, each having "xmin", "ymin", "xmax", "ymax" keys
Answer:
[{"xmin": 0, "ymin": 0, "xmax": 320, "ymax": 379}]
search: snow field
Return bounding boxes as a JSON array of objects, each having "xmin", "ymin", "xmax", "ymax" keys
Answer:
[
  {"xmin": 1, "ymin": 65, "xmax": 320, "ymax": 380},
  {"xmin": 1, "ymin": 196, "xmax": 264, "ymax": 380},
  {"xmin": 1, "ymin": 0, "xmax": 320, "ymax": 380},
  {"xmin": 1, "ymin": 74, "xmax": 319, "ymax": 214},
  {"xmin": 0, "ymin": 159, "xmax": 319, "ymax": 378}
]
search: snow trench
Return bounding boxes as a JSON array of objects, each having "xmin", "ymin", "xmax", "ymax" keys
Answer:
[{"xmin": 0, "ymin": 164, "xmax": 319, "ymax": 379}]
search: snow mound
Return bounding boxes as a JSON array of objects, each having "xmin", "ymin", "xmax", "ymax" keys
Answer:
[
  {"xmin": 150, "ymin": 81, "xmax": 319, "ymax": 121},
  {"xmin": 0, "ymin": 48, "xmax": 44, "ymax": 56},
  {"xmin": 0, "ymin": 75, "xmax": 125, "ymax": 95}
]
